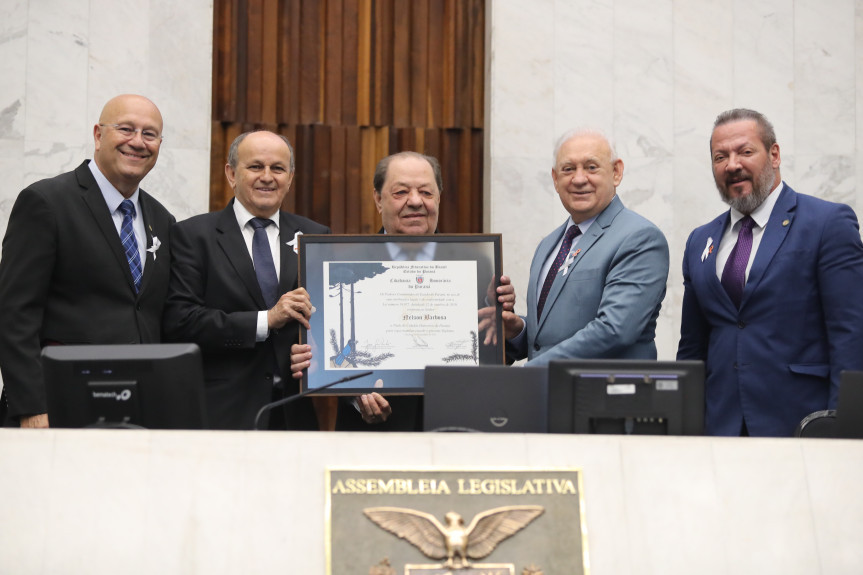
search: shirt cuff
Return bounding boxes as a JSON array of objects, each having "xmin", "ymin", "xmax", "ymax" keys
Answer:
[{"xmin": 256, "ymin": 310, "xmax": 270, "ymax": 342}]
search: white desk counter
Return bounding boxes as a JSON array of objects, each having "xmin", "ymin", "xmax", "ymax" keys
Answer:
[{"xmin": 0, "ymin": 430, "xmax": 860, "ymax": 574}]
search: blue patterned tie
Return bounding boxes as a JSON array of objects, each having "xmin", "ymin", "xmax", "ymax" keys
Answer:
[
  {"xmin": 118, "ymin": 200, "xmax": 142, "ymax": 293},
  {"xmin": 537, "ymin": 225, "xmax": 581, "ymax": 317},
  {"xmin": 721, "ymin": 216, "xmax": 755, "ymax": 308},
  {"xmin": 250, "ymin": 217, "xmax": 280, "ymax": 308}
]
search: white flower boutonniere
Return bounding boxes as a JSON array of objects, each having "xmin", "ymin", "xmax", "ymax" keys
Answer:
[
  {"xmin": 147, "ymin": 236, "xmax": 162, "ymax": 260},
  {"xmin": 287, "ymin": 230, "xmax": 303, "ymax": 254}
]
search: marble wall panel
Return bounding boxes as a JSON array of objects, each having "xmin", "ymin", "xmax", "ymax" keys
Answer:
[
  {"xmin": 487, "ymin": 0, "xmax": 863, "ymax": 360},
  {"xmin": 0, "ymin": 0, "xmax": 212, "ymax": 395}
]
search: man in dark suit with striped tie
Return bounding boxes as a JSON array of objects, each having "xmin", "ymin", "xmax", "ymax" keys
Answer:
[
  {"xmin": 163, "ymin": 130, "xmax": 330, "ymax": 430},
  {"xmin": 0, "ymin": 94, "xmax": 175, "ymax": 428}
]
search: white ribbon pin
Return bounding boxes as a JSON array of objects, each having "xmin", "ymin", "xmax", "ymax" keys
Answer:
[
  {"xmin": 701, "ymin": 237, "xmax": 713, "ymax": 262},
  {"xmin": 286, "ymin": 230, "xmax": 303, "ymax": 254}
]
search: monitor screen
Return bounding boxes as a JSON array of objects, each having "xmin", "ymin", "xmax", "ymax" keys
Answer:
[
  {"xmin": 838, "ymin": 370, "xmax": 863, "ymax": 439},
  {"xmin": 547, "ymin": 359, "xmax": 705, "ymax": 436},
  {"xmin": 43, "ymin": 343, "xmax": 207, "ymax": 429}
]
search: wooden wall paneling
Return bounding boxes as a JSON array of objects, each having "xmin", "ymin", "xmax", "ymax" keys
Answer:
[
  {"xmin": 278, "ymin": 0, "xmax": 302, "ymax": 124},
  {"xmin": 394, "ymin": 127, "xmax": 416, "ymax": 153},
  {"xmin": 293, "ymin": 125, "xmax": 316, "ymax": 216},
  {"xmin": 372, "ymin": 0, "xmax": 394, "ymax": 126},
  {"xmin": 360, "ymin": 127, "xmax": 378, "ymax": 232},
  {"xmin": 328, "ymin": 125, "xmax": 347, "ymax": 232},
  {"xmin": 441, "ymin": 0, "xmax": 456, "ymax": 128},
  {"xmin": 423, "ymin": 127, "xmax": 441, "ymax": 168},
  {"xmin": 299, "ymin": 0, "xmax": 323, "ymax": 123},
  {"xmin": 340, "ymin": 0, "xmax": 359, "ymax": 125},
  {"xmin": 414, "ymin": 126, "xmax": 426, "ymax": 154},
  {"xmin": 246, "ymin": 0, "xmax": 264, "ymax": 122},
  {"xmin": 356, "ymin": 0, "xmax": 372, "ymax": 126},
  {"xmin": 234, "ymin": 0, "xmax": 250, "ymax": 122},
  {"xmin": 324, "ymin": 0, "xmax": 344, "ymax": 126},
  {"xmin": 438, "ymin": 128, "xmax": 459, "ymax": 232},
  {"xmin": 375, "ymin": 126, "xmax": 391, "ymax": 175},
  {"xmin": 210, "ymin": 122, "xmax": 227, "ymax": 212},
  {"xmin": 311, "ymin": 125, "xmax": 333, "ymax": 226},
  {"xmin": 470, "ymin": 128, "xmax": 484, "ymax": 231},
  {"xmin": 426, "ymin": 0, "xmax": 444, "ymax": 128},
  {"xmin": 278, "ymin": 123, "xmax": 299, "ymax": 213},
  {"xmin": 409, "ymin": 0, "xmax": 429, "ymax": 128},
  {"xmin": 470, "ymin": 0, "xmax": 484, "ymax": 128},
  {"xmin": 457, "ymin": 127, "xmax": 473, "ymax": 232},
  {"xmin": 391, "ymin": 0, "xmax": 410, "ymax": 127},
  {"xmin": 344, "ymin": 125, "xmax": 363, "ymax": 233},
  {"xmin": 261, "ymin": 0, "xmax": 279, "ymax": 123},
  {"xmin": 454, "ymin": 0, "xmax": 470, "ymax": 128},
  {"xmin": 212, "ymin": 0, "xmax": 237, "ymax": 120}
]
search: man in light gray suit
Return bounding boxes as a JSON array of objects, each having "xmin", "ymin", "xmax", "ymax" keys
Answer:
[{"xmin": 502, "ymin": 129, "xmax": 669, "ymax": 365}]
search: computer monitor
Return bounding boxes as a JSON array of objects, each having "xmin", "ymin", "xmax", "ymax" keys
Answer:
[
  {"xmin": 43, "ymin": 343, "xmax": 207, "ymax": 429},
  {"xmin": 547, "ymin": 359, "xmax": 705, "ymax": 436},
  {"xmin": 838, "ymin": 370, "xmax": 863, "ymax": 439},
  {"xmin": 423, "ymin": 365, "xmax": 548, "ymax": 432}
]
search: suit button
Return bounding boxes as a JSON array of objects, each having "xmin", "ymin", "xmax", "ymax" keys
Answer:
[
  {"xmin": 265, "ymin": 373, "xmax": 273, "ymax": 381},
  {"xmin": 533, "ymin": 343, "xmax": 540, "ymax": 351},
  {"xmin": 733, "ymin": 362, "xmax": 738, "ymax": 369},
  {"xmin": 737, "ymin": 321, "xmax": 745, "ymax": 329}
]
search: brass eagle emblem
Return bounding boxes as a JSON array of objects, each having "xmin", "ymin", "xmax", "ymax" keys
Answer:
[{"xmin": 363, "ymin": 505, "xmax": 544, "ymax": 569}]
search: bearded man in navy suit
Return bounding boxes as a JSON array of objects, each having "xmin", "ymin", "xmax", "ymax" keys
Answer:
[
  {"xmin": 0, "ymin": 94, "xmax": 175, "ymax": 428},
  {"xmin": 677, "ymin": 109, "xmax": 863, "ymax": 436}
]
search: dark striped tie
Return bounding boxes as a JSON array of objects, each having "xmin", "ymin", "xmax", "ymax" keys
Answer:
[{"xmin": 118, "ymin": 200, "xmax": 142, "ymax": 293}]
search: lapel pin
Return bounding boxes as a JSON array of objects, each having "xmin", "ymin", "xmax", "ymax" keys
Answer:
[
  {"xmin": 562, "ymin": 249, "xmax": 581, "ymax": 276},
  {"xmin": 701, "ymin": 237, "xmax": 713, "ymax": 262},
  {"xmin": 782, "ymin": 219, "xmax": 790, "ymax": 227},
  {"xmin": 286, "ymin": 230, "xmax": 303, "ymax": 254}
]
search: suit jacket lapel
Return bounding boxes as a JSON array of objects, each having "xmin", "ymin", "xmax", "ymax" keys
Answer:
[
  {"xmin": 696, "ymin": 213, "xmax": 738, "ymax": 312},
  {"xmin": 76, "ymin": 163, "xmax": 139, "ymax": 294},
  {"xmin": 537, "ymin": 196, "xmax": 622, "ymax": 330},
  {"xmin": 278, "ymin": 213, "xmax": 300, "ymax": 295},
  {"xmin": 530, "ymin": 223, "xmax": 566, "ymax": 329},
  {"xmin": 740, "ymin": 186, "xmax": 796, "ymax": 308},
  {"xmin": 136, "ymin": 191, "xmax": 160, "ymax": 295},
  {"xmin": 216, "ymin": 201, "xmax": 268, "ymax": 309}
]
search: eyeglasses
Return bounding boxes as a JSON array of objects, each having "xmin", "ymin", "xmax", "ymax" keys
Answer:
[{"xmin": 99, "ymin": 123, "xmax": 163, "ymax": 143}]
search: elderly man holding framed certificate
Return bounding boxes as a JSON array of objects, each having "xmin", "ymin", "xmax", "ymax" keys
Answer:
[{"xmin": 290, "ymin": 152, "xmax": 515, "ymax": 431}]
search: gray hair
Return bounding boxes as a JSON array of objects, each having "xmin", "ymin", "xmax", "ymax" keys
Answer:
[
  {"xmin": 227, "ymin": 130, "xmax": 295, "ymax": 172},
  {"xmin": 712, "ymin": 108, "xmax": 777, "ymax": 151},
  {"xmin": 552, "ymin": 128, "xmax": 619, "ymax": 168},
  {"xmin": 373, "ymin": 151, "xmax": 443, "ymax": 194}
]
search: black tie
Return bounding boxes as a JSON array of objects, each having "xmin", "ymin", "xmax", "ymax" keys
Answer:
[{"xmin": 249, "ymin": 218, "xmax": 280, "ymax": 308}]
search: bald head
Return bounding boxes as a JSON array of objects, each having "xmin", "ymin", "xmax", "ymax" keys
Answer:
[
  {"xmin": 98, "ymin": 95, "xmax": 162, "ymax": 128},
  {"xmin": 93, "ymin": 94, "xmax": 164, "ymax": 197}
]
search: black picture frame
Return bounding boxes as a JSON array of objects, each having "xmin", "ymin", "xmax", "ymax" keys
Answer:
[{"xmin": 298, "ymin": 234, "xmax": 504, "ymax": 395}]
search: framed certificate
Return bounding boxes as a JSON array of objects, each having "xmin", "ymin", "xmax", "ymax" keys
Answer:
[{"xmin": 298, "ymin": 234, "xmax": 504, "ymax": 394}]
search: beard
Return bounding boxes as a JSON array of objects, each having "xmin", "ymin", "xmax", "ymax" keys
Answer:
[{"xmin": 717, "ymin": 163, "xmax": 776, "ymax": 214}]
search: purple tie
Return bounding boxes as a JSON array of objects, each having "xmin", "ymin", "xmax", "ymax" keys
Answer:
[
  {"xmin": 721, "ymin": 216, "xmax": 755, "ymax": 308},
  {"xmin": 537, "ymin": 225, "xmax": 581, "ymax": 317}
]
